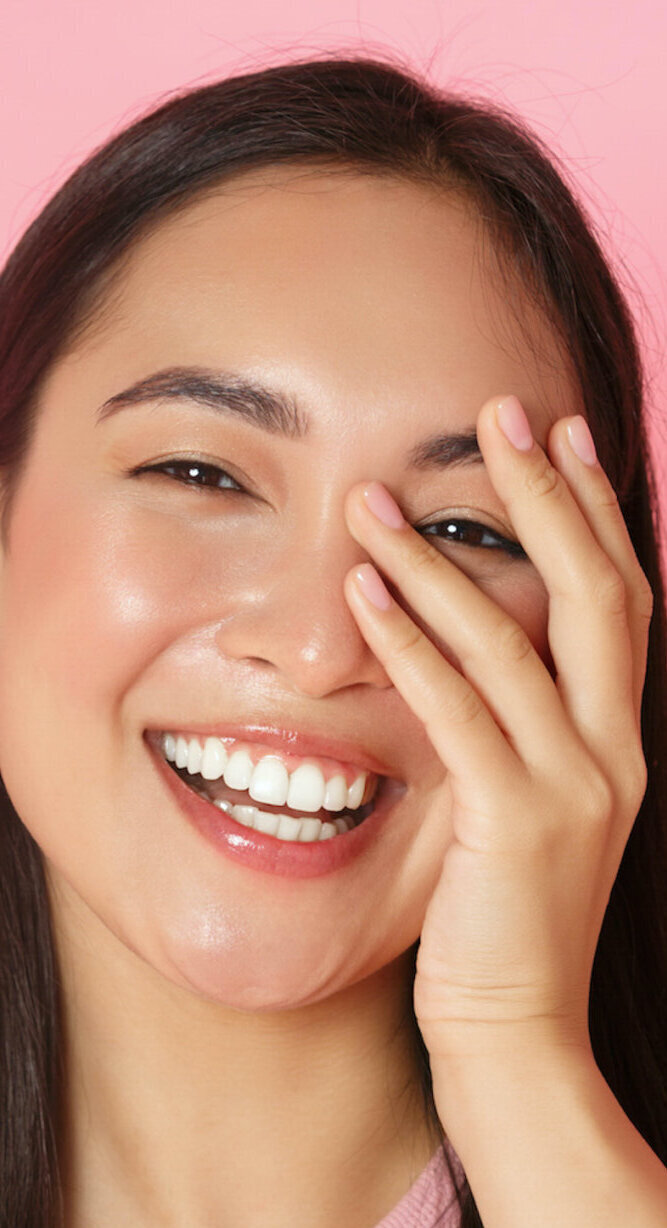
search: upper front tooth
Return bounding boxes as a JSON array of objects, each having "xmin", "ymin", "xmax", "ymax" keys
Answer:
[
  {"xmin": 186, "ymin": 738, "xmax": 203, "ymax": 775},
  {"xmin": 223, "ymin": 749, "xmax": 254, "ymax": 791},
  {"xmin": 200, "ymin": 737, "xmax": 227, "ymax": 780},
  {"xmin": 165, "ymin": 733, "xmax": 373, "ymax": 812},
  {"xmin": 322, "ymin": 774, "xmax": 347, "ymax": 812},
  {"xmin": 249, "ymin": 756, "xmax": 289, "ymax": 806},
  {"xmin": 175, "ymin": 736, "xmax": 189, "ymax": 769},
  {"xmin": 286, "ymin": 763, "xmax": 325, "ymax": 812},
  {"xmin": 347, "ymin": 773, "xmax": 367, "ymax": 809}
]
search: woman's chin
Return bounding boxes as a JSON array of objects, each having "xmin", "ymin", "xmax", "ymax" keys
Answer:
[{"xmin": 150, "ymin": 916, "xmax": 376, "ymax": 1013}]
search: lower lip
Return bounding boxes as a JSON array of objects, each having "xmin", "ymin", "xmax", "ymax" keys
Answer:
[{"xmin": 147, "ymin": 737, "xmax": 403, "ymax": 879}]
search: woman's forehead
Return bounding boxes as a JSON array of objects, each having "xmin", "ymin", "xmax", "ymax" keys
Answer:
[{"xmin": 62, "ymin": 169, "xmax": 577, "ymax": 441}]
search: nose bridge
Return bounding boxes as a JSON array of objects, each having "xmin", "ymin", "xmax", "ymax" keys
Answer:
[{"xmin": 214, "ymin": 517, "xmax": 392, "ymax": 696}]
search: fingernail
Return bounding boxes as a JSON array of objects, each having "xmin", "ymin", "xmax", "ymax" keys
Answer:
[
  {"xmin": 353, "ymin": 564, "xmax": 393, "ymax": 611},
  {"xmin": 362, "ymin": 482, "xmax": 405, "ymax": 529},
  {"xmin": 495, "ymin": 395, "xmax": 534, "ymax": 452},
  {"xmin": 566, "ymin": 416, "xmax": 598, "ymax": 466}
]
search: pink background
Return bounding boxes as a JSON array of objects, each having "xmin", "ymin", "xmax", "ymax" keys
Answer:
[{"xmin": 1, "ymin": 0, "xmax": 665, "ymax": 538}]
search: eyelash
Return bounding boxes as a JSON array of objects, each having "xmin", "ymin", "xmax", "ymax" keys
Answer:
[
  {"xmin": 419, "ymin": 519, "xmax": 527, "ymax": 558},
  {"xmin": 132, "ymin": 459, "xmax": 527, "ymax": 560},
  {"xmin": 132, "ymin": 458, "xmax": 244, "ymax": 492}
]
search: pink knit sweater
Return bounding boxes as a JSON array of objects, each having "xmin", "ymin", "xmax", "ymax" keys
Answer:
[{"xmin": 373, "ymin": 1142, "xmax": 464, "ymax": 1228}]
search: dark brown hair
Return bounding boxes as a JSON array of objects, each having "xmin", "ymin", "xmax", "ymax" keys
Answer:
[{"xmin": 0, "ymin": 56, "xmax": 665, "ymax": 1228}]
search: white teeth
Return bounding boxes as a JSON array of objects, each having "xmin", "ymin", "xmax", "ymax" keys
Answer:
[
  {"xmin": 215, "ymin": 802, "xmax": 353, "ymax": 842},
  {"xmin": 252, "ymin": 807, "xmax": 280, "ymax": 836},
  {"xmin": 286, "ymin": 763, "xmax": 325, "ymax": 812},
  {"xmin": 186, "ymin": 738, "xmax": 203, "ymax": 775},
  {"xmin": 200, "ymin": 737, "xmax": 227, "ymax": 780},
  {"xmin": 347, "ymin": 774, "xmax": 366, "ymax": 808},
  {"xmin": 175, "ymin": 736, "xmax": 189, "ymax": 769},
  {"xmin": 275, "ymin": 814, "xmax": 302, "ymax": 840},
  {"xmin": 213, "ymin": 798, "xmax": 233, "ymax": 814},
  {"xmin": 322, "ymin": 774, "xmax": 347, "ymax": 812},
  {"xmin": 248, "ymin": 755, "xmax": 289, "ymax": 806},
  {"xmin": 223, "ymin": 749, "xmax": 254, "ymax": 791},
  {"xmin": 233, "ymin": 804, "xmax": 260, "ymax": 828},
  {"xmin": 161, "ymin": 733, "xmax": 375, "ymax": 813},
  {"xmin": 298, "ymin": 817, "xmax": 322, "ymax": 842}
]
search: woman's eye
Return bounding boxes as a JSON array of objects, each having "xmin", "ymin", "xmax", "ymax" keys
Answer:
[
  {"xmin": 418, "ymin": 518, "xmax": 527, "ymax": 559},
  {"xmin": 130, "ymin": 467, "xmax": 524, "ymax": 560},
  {"xmin": 131, "ymin": 459, "xmax": 245, "ymax": 493}
]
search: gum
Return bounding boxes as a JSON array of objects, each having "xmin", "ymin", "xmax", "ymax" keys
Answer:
[{"xmin": 167, "ymin": 732, "xmax": 376, "ymax": 792}]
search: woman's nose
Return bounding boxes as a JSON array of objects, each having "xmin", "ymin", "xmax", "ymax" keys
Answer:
[{"xmin": 213, "ymin": 533, "xmax": 392, "ymax": 698}]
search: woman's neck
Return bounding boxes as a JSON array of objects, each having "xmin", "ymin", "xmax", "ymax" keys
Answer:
[{"xmin": 51, "ymin": 872, "xmax": 442, "ymax": 1228}]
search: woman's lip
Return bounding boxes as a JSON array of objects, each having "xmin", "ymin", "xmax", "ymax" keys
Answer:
[
  {"xmin": 144, "ymin": 723, "xmax": 399, "ymax": 781},
  {"xmin": 148, "ymin": 740, "xmax": 407, "ymax": 880}
]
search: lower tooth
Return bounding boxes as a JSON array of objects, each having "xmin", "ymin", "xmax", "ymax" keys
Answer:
[
  {"xmin": 233, "ymin": 803, "xmax": 260, "ymax": 828},
  {"xmin": 276, "ymin": 814, "xmax": 302, "ymax": 840},
  {"xmin": 213, "ymin": 800, "xmax": 351, "ymax": 842},
  {"xmin": 299, "ymin": 817, "xmax": 322, "ymax": 842}
]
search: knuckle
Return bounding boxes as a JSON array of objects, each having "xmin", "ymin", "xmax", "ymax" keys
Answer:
[
  {"xmin": 439, "ymin": 680, "xmax": 484, "ymax": 728},
  {"xmin": 589, "ymin": 564, "xmax": 627, "ymax": 617},
  {"xmin": 409, "ymin": 535, "xmax": 441, "ymax": 578},
  {"xmin": 390, "ymin": 621, "xmax": 425, "ymax": 666},
  {"xmin": 492, "ymin": 616, "xmax": 533, "ymax": 665},
  {"xmin": 590, "ymin": 481, "xmax": 620, "ymax": 515},
  {"xmin": 523, "ymin": 454, "xmax": 561, "ymax": 501},
  {"xmin": 578, "ymin": 768, "xmax": 615, "ymax": 829},
  {"xmin": 621, "ymin": 752, "xmax": 648, "ymax": 811},
  {"xmin": 632, "ymin": 572, "xmax": 654, "ymax": 623}
]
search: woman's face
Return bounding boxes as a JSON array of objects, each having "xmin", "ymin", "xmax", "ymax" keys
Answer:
[{"xmin": 0, "ymin": 169, "xmax": 575, "ymax": 1009}]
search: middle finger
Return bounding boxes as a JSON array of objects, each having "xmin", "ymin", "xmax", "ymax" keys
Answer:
[{"xmin": 476, "ymin": 395, "xmax": 639, "ymax": 756}]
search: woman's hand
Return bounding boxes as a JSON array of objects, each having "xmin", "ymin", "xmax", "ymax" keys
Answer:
[{"xmin": 343, "ymin": 394, "xmax": 653, "ymax": 1065}]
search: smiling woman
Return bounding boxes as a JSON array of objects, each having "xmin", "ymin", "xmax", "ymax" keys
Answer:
[{"xmin": 0, "ymin": 57, "xmax": 665, "ymax": 1228}]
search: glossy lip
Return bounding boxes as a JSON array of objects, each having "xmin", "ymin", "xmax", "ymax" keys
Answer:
[
  {"xmin": 145, "ymin": 733, "xmax": 406, "ymax": 880},
  {"xmin": 144, "ymin": 723, "xmax": 399, "ymax": 780}
]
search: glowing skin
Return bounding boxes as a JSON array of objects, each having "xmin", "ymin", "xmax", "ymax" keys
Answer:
[{"xmin": 0, "ymin": 170, "xmax": 575, "ymax": 1225}]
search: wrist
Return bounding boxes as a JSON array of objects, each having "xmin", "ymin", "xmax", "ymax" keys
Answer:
[
  {"xmin": 428, "ymin": 1033, "xmax": 667, "ymax": 1228},
  {"xmin": 428, "ymin": 1024, "xmax": 597, "ymax": 1126},
  {"xmin": 423, "ymin": 1013, "xmax": 592, "ymax": 1070}
]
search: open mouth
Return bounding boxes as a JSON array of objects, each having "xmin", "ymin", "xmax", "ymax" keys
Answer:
[
  {"xmin": 151, "ymin": 731, "xmax": 385, "ymax": 844},
  {"xmin": 169, "ymin": 760, "xmax": 378, "ymax": 830}
]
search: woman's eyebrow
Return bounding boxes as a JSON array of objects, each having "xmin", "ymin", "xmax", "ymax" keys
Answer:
[
  {"xmin": 95, "ymin": 365, "xmax": 483, "ymax": 469},
  {"xmin": 96, "ymin": 366, "xmax": 306, "ymax": 437},
  {"xmin": 406, "ymin": 431, "xmax": 482, "ymax": 469}
]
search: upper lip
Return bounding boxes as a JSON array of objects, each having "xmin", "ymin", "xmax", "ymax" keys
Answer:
[{"xmin": 144, "ymin": 722, "xmax": 398, "ymax": 779}]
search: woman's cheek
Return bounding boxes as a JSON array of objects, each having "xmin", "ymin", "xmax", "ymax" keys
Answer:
[{"xmin": 0, "ymin": 482, "xmax": 271, "ymax": 734}]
